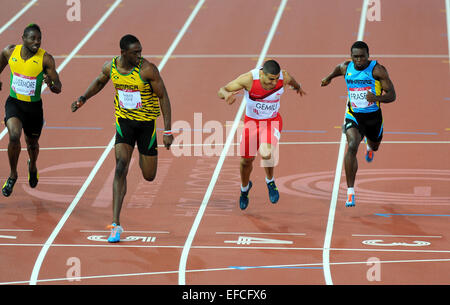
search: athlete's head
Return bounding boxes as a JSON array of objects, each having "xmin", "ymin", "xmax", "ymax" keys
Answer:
[
  {"xmin": 350, "ymin": 41, "xmax": 370, "ymax": 70},
  {"xmin": 120, "ymin": 34, "xmax": 142, "ymax": 66},
  {"xmin": 261, "ymin": 60, "xmax": 281, "ymax": 90},
  {"xmin": 22, "ymin": 23, "xmax": 41, "ymax": 54}
]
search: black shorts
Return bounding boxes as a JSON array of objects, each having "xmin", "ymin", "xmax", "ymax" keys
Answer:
[
  {"xmin": 115, "ymin": 117, "xmax": 158, "ymax": 156},
  {"xmin": 4, "ymin": 96, "xmax": 44, "ymax": 138},
  {"xmin": 344, "ymin": 107, "xmax": 383, "ymax": 143}
]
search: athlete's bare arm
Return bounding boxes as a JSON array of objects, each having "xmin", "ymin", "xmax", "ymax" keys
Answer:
[
  {"xmin": 366, "ymin": 63, "xmax": 396, "ymax": 103},
  {"xmin": 0, "ymin": 45, "xmax": 16, "ymax": 91},
  {"xmin": 217, "ymin": 72, "xmax": 253, "ymax": 105},
  {"xmin": 321, "ymin": 61, "xmax": 350, "ymax": 86},
  {"xmin": 71, "ymin": 60, "xmax": 111, "ymax": 112},
  {"xmin": 43, "ymin": 52, "xmax": 61, "ymax": 94},
  {"xmin": 282, "ymin": 70, "xmax": 306, "ymax": 96},
  {"xmin": 140, "ymin": 59, "xmax": 173, "ymax": 149}
]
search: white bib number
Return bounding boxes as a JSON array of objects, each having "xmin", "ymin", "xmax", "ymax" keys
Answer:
[
  {"xmin": 349, "ymin": 86, "xmax": 373, "ymax": 108},
  {"xmin": 11, "ymin": 72, "xmax": 37, "ymax": 96},
  {"xmin": 118, "ymin": 89, "xmax": 142, "ymax": 109}
]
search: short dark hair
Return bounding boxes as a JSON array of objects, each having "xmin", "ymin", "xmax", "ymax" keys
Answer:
[
  {"xmin": 351, "ymin": 41, "xmax": 369, "ymax": 55},
  {"xmin": 23, "ymin": 23, "xmax": 41, "ymax": 37},
  {"xmin": 262, "ymin": 60, "xmax": 281, "ymax": 75},
  {"xmin": 120, "ymin": 34, "xmax": 140, "ymax": 50}
]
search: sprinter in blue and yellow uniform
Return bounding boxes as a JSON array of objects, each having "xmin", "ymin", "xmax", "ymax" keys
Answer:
[
  {"xmin": 321, "ymin": 41, "xmax": 396, "ymax": 208},
  {"xmin": 0, "ymin": 24, "xmax": 62, "ymax": 197},
  {"xmin": 71, "ymin": 34, "xmax": 173, "ymax": 243}
]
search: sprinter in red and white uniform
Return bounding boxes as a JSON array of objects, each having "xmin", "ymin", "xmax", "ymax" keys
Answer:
[{"xmin": 218, "ymin": 60, "xmax": 306, "ymax": 210}]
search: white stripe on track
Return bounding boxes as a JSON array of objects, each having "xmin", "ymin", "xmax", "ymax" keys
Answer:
[
  {"xmin": 28, "ymin": 0, "xmax": 125, "ymax": 285},
  {"xmin": 177, "ymin": 0, "xmax": 289, "ymax": 285},
  {"xmin": 28, "ymin": 0, "xmax": 206, "ymax": 285},
  {"xmin": 0, "ymin": 0, "xmax": 38, "ymax": 35},
  {"xmin": 322, "ymin": 0, "xmax": 370, "ymax": 286}
]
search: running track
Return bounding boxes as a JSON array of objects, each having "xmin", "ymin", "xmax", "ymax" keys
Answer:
[{"xmin": 0, "ymin": 0, "xmax": 449, "ymax": 288}]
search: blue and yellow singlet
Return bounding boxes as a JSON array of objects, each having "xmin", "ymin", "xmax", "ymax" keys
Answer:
[{"xmin": 345, "ymin": 60, "xmax": 381, "ymax": 113}]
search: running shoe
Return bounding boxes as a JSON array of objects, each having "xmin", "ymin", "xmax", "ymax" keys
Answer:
[
  {"xmin": 267, "ymin": 181, "xmax": 279, "ymax": 204},
  {"xmin": 107, "ymin": 223, "xmax": 123, "ymax": 243},
  {"xmin": 28, "ymin": 160, "xmax": 39, "ymax": 188},
  {"xmin": 2, "ymin": 177, "xmax": 17, "ymax": 197},
  {"xmin": 239, "ymin": 181, "xmax": 253, "ymax": 210},
  {"xmin": 364, "ymin": 138, "xmax": 374, "ymax": 163},
  {"xmin": 345, "ymin": 194, "xmax": 355, "ymax": 207}
]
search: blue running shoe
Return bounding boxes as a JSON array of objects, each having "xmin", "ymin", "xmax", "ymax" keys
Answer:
[
  {"xmin": 267, "ymin": 181, "xmax": 279, "ymax": 204},
  {"xmin": 107, "ymin": 223, "xmax": 123, "ymax": 243},
  {"xmin": 345, "ymin": 194, "xmax": 355, "ymax": 207},
  {"xmin": 364, "ymin": 138, "xmax": 374, "ymax": 163},
  {"xmin": 239, "ymin": 181, "xmax": 252, "ymax": 210}
]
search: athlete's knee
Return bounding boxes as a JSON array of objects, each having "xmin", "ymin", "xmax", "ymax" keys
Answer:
[
  {"xmin": 240, "ymin": 157, "xmax": 254, "ymax": 167},
  {"xmin": 26, "ymin": 141, "xmax": 39, "ymax": 151},
  {"xmin": 346, "ymin": 139, "xmax": 359, "ymax": 154},
  {"xmin": 8, "ymin": 130, "xmax": 21, "ymax": 143},
  {"xmin": 142, "ymin": 171, "xmax": 156, "ymax": 182},
  {"xmin": 115, "ymin": 158, "xmax": 129, "ymax": 178}
]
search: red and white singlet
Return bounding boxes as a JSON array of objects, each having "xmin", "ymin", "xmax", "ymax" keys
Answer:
[{"xmin": 244, "ymin": 68, "xmax": 284, "ymax": 120}]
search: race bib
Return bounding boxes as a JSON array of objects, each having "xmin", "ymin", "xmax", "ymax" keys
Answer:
[
  {"xmin": 11, "ymin": 72, "xmax": 37, "ymax": 96},
  {"xmin": 118, "ymin": 89, "xmax": 142, "ymax": 109},
  {"xmin": 348, "ymin": 86, "xmax": 373, "ymax": 108}
]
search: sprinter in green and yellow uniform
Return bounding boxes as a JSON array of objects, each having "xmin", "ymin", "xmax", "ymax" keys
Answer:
[
  {"xmin": 0, "ymin": 24, "xmax": 62, "ymax": 197},
  {"xmin": 71, "ymin": 34, "xmax": 173, "ymax": 243}
]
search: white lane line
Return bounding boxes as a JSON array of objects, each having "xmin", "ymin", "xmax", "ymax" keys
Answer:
[
  {"xmin": 177, "ymin": 0, "xmax": 289, "ymax": 286},
  {"xmin": 3, "ymin": 257, "xmax": 450, "ymax": 285},
  {"xmin": 28, "ymin": 0, "xmax": 206, "ymax": 286},
  {"xmin": 446, "ymin": 0, "xmax": 450, "ymax": 70},
  {"xmin": 322, "ymin": 0, "xmax": 370, "ymax": 286},
  {"xmin": 28, "ymin": 0, "xmax": 125, "ymax": 285},
  {"xmin": 0, "ymin": 0, "xmax": 38, "ymax": 35}
]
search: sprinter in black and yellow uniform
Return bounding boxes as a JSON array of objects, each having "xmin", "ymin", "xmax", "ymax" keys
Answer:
[
  {"xmin": 72, "ymin": 34, "xmax": 173, "ymax": 243},
  {"xmin": 0, "ymin": 24, "xmax": 62, "ymax": 197}
]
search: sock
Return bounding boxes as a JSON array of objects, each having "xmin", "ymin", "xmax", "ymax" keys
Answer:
[
  {"xmin": 347, "ymin": 187, "xmax": 355, "ymax": 195},
  {"xmin": 265, "ymin": 176, "xmax": 274, "ymax": 184},
  {"xmin": 241, "ymin": 184, "xmax": 249, "ymax": 192}
]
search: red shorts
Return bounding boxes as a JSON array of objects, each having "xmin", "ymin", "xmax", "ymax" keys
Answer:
[{"xmin": 239, "ymin": 113, "xmax": 283, "ymax": 159}]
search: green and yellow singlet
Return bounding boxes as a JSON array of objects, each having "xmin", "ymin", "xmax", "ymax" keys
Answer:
[
  {"xmin": 8, "ymin": 45, "xmax": 45, "ymax": 102},
  {"xmin": 111, "ymin": 56, "xmax": 160, "ymax": 121}
]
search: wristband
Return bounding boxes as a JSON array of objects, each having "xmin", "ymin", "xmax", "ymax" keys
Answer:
[{"xmin": 163, "ymin": 130, "xmax": 172, "ymax": 136}]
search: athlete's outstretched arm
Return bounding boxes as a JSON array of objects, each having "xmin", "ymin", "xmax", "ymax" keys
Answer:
[
  {"xmin": 366, "ymin": 64, "xmax": 396, "ymax": 104},
  {"xmin": 142, "ymin": 60, "xmax": 173, "ymax": 150},
  {"xmin": 71, "ymin": 61, "xmax": 111, "ymax": 112},
  {"xmin": 282, "ymin": 70, "xmax": 306, "ymax": 96},
  {"xmin": 321, "ymin": 61, "xmax": 349, "ymax": 86},
  {"xmin": 43, "ymin": 53, "xmax": 62, "ymax": 94},
  {"xmin": 217, "ymin": 72, "xmax": 251, "ymax": 105}
]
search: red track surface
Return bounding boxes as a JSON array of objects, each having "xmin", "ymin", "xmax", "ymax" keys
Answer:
[{"xmin": 0, "ymin": 0, "xmax": 449, "ymax": 289}]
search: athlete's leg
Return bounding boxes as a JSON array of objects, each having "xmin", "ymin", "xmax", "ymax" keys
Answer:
[
  {"xmin": 112, "ymin": 143, "xmax": 134, "ymax": 225},
  {"xmin": 344, "ymin": 127, "xmax": 363, "ymax": 188},
  {"xmin": 5, "ymin": 117, "xmax": 23, "ymax": 180},
  {"xmin": 240, "ymin": 156, "xmax": 255, "ymax": 188},
  {"xmin": 139, "ymin": 154, "xmax": 158, "ymax": 182},
  {"xmin": 24, "ymin": 134, "xmax": 39, "ymax": 172}
]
